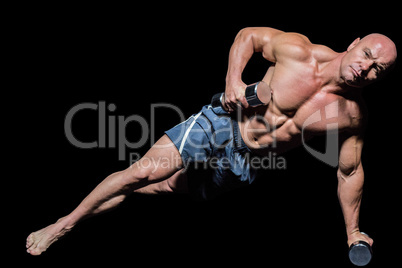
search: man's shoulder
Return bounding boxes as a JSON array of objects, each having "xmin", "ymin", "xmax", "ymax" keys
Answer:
[
  {"xmin": 342, "ymin": 96, "xmax": 368, "ymax": 134},
  {"xmin": 272, "ymin": 32, "xmax": 315, "ymax": 62},
  {"xmin": 272, "ymin": 32, "xmax": 337, "ymax": 64}
]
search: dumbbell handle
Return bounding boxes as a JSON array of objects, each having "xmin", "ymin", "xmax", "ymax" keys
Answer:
[
  {"xmin": 211, "ymin": 81, "xmax": 271, "ymax": 108},
  {"xmin": 211, "ymin": 92, "xmax": 224, "ymax": 108}
]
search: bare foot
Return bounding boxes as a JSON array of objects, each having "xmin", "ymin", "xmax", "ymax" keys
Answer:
[{"xmin": 26, "ymin": 218, "xmax": 73, "ymax": 255}]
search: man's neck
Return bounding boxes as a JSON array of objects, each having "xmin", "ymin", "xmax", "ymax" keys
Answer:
[
  {"xmin": 319, "ymin": 52, "xmax": 345, "ymax": 87},
  {"xmin": 319, "ymin": 52, "xmax": 362, "ymax": 97}
]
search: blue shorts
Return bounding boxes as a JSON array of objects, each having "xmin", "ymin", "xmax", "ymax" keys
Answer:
[{"xmin": 165, "ymin": 105, "xmax": 257, "ymax": 200}]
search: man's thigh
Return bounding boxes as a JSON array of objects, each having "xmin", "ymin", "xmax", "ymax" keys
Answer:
[{"xmin": 130, "ymin": 134, "xmax": 184, "ymax": 183}]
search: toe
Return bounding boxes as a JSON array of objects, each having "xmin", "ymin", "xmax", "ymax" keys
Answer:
[
  {"xmin": 26, "ymin": 233, "xmax": 41, "ymax": 255},
  {"xmin": 28, "ymin": 247, "xmax": 43, "ymax": 256},
  {"xmin": 26, "ymin": 233, "xmax": 34, "ymax": 248},
  {"xmin": 27, "ymin": 242, "xmax": 42, "ymax": 256}
]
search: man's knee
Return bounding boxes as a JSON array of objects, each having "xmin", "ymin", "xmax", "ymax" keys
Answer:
[
  {"xmin": 159, "ymin": 180, "xmax": 174, "ymax": 193},
  {"xmin": 166, "ymin": 171, "xmax": 188, "ymax": 193},
  {"xmin": 125, "ymin": 157, "xmax": 163, "ymax": 184},
  {"xmin": 134, "ymin": 180, "xmax": 173, "ymax": 194},
  {"xmin": 153, "ymin": 179, "xmax": 180, "ymax": 194},
  {"xmin": 128, "ymin": 164, "xmax": 151, "ymax": 183}
]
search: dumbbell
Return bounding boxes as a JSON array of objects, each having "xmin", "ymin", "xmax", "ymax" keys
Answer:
[
  {"xmin": 348, "ymin": 232, "xmax": 373, "ymax": 266},
  {"xmin": 211, "ymin": 81, "xmax": 271, "ymax": 108}
]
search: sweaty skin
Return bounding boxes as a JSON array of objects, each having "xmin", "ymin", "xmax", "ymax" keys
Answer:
[
  {"xmin": 27, "ymin": 27, "xmax": 396, "ymax": 255},
  {"xmin": 224, "ymin": 27, "xmax": 396, "ymax": 247}
]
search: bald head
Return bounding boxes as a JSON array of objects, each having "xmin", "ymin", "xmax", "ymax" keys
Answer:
[
  {"xmin": 341, "ymin": 33, "xmax": 397, "ymax": 87},
  {"xmin": 360, "ymin": 33, "xmax": 397, "ymax": 67}
]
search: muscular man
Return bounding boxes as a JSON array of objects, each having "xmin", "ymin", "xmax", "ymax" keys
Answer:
[{"xmin": 26, "ymin": 27, "xmax": 397, "ymax": 256}]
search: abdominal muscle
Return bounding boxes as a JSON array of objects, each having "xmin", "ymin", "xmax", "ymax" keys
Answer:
[
  {"xmin": 237, "ymin": 66, "xmax": 304, "ymax": 155},
  {"xmin": 237, "ymin": 104, "xmax": 303, "ymax": 155}
]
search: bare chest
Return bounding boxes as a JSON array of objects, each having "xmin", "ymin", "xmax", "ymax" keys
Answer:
[
  {"xmin": 245, "ymin": 93, "xmax": 349, "ymax": 140},
  {"xmin": 267, "ymin": 62, "xmax": 322, "ymax": 114},
  {"xmin": 264, "ymin": 63, "xmax": 354, "ymax": 131},
  {"xmin": 242, "ymin": 65, "xmax": 357, "ymax": 150}
]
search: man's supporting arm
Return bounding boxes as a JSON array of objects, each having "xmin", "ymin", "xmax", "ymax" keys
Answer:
[{"xmin": 337, "ymin": 133, "xmax": 373, "ymax": 246}]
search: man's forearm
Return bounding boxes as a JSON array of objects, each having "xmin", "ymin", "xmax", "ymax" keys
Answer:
[{"xmin": 337, "ymin": 166, "xmax": 364, "ymax": 236}]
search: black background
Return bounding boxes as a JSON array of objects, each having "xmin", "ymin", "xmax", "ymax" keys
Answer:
[{"xmin": 10, "ymin": 2, "xmax": 401, "ymax": 267}]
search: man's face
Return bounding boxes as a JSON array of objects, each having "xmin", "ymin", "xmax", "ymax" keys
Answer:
[{"xmin": 340, "ymin": 34, "xmax": 397, "ymax": 88}]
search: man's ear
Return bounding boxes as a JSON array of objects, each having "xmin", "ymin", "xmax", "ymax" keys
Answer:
[{"xmin": 347, "ymin": 38, "xmax": 361, "ymax": 52}]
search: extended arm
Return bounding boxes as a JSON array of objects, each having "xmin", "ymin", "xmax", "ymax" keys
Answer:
[{"xmin": 337, "ymin": 133, "xmax": 373, "ymax": 247}]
